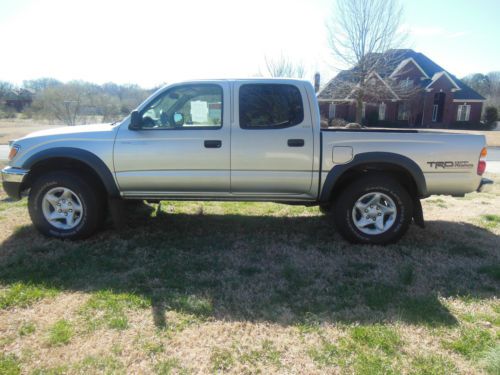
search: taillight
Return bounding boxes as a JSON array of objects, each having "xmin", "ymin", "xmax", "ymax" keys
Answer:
[
  {"xmin": 477, "ymin": 147, "xmax": 487, "ymax": 176},
  {"xmin": 478, "ymin": 160, "xmax": 486, "ymax": 175}
]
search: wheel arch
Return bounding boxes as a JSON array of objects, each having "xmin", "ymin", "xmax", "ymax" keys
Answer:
[
  {"xmin": 320, "ymin": 152, "xmax": 427, "ymax": 204},
  {"xmin": 21, "ymin": 147, "xmax": 119, "ymax": 198}
]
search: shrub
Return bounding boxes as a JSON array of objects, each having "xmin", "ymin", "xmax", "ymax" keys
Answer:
[
  {"xmin": 483, "ymin": 106, "xmax": 498, "ymax": 124},
  {"xmin": 330, "ymin": 118, "xmax": 348, "ymax": 127},
  {"xmin": 483, "ymin": 106, "xmax": 498, "ymax": 130},
  {"xmin": 0, "ymin": 105, "xmax": 16, "ymax": 119}
]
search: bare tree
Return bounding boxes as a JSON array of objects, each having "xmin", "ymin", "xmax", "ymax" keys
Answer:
[
  {"xmin": 263, "ymin": 55, "xmax": 305, "ymax": 78},
  {"xmin": 33, "ymin": 84, "xmax": 85, "ymax": 125},
  {"xmin": 326, "ymin": 0, "xmax": 407, "ymax": 123}
]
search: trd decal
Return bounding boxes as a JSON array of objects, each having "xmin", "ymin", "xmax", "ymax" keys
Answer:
[{"xmin": 427, "ymin": 161, "xmax": 473, "ymax": 169}]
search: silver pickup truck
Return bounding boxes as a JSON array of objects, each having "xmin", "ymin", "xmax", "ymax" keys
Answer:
[{"xmin": 1, "ymin": 79, "xmax": 492, "ymax": 244}]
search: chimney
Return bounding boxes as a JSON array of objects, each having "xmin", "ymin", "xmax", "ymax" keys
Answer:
[{"xmin": 314, "ymin": 72, "xmax": 320, "ymax": 93}]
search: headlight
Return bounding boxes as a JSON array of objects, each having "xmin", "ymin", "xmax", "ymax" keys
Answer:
[{"xmin": 8, "ymin": 144, "xmax": 21, "ymax": 161}]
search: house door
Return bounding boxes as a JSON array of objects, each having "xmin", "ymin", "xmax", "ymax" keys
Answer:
[{"xmin": 432, "ymin": 92, "xmax": 445, "ymax": 122}]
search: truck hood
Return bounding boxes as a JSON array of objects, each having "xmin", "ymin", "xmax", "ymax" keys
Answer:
[{"xmin": 21, "ymin": 123, "xmax": 117, "ymax": 140}]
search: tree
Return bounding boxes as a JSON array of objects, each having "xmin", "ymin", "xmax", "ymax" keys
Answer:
[
  {"xmin": 33, "ymin": 83, "xmax": 86, "ymax": 125},
  {"xmin": 462, "ymin": 73, "xmax": 490, "ymax": 98},
  {"xmin": 22, "ymin": 78, "xmax": 62, "ymax": 92},
  {"xmin": 326, "ymin": 0, "xmax": 407, "ymax": 123},
  {"xmin": 263, "ymin": 55, "xmax": 305, "ymax": 78},
  {"xmin": 462, "ymin": 71, "xmax": 500, "ymax": 112},
  {"xmin": 0, "ymin": 81, "xmax": 14, "ymax": 97}
]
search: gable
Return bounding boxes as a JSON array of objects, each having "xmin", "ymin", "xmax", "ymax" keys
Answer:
[
  {"xmin": 426, "ymin": 72, "xmax": 460, "ymax": 91},
  {"xmin": 317, "ymin": 49, "xmax": 485, "ymax": 101},
  {"xmin": 389, "ymin": 58, "xmax": 429, "ymax": 80}
]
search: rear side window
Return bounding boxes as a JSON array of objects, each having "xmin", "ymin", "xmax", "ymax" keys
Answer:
[{"xmin": 239, "ymin": 84, "xmax": 304, "ymax": 129}]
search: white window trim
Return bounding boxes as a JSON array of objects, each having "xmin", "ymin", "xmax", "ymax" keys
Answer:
[
  {"xmin": 432, "ymin": 104, "xmax": 438, "ymax": 122},
  {"xmin": 379, "ymin": 102, "xmax": 386, "ymax": 121},
  {"xmin": 328, "ymin": 103, "xmax": 336, "ymax": 119},
  {"xmin": 457, "ymin": 104, "xmax": 471, "ymax": 122}
]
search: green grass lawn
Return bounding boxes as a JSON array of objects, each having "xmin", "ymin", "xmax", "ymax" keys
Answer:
[{"xmin": 0, "ymin": 175, "xmax": 499, "ymax": 374}]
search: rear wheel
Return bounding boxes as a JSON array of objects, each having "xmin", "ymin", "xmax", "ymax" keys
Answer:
[
  {"xmin": 333, "ymin": 174, "xmax": 413, "ymax": 245},
  {"xmin": 28, "ymin": 171, "xmax": 105, "ymax": 239}
]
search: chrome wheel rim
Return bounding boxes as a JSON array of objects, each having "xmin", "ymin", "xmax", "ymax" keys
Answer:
[
  {"xmin": 352, "ymin": 192, "xmax": 397, "ymax": 235},
  {"xmin": 42, "ymin": 187, "xmax": 83, "ymax": 230}
]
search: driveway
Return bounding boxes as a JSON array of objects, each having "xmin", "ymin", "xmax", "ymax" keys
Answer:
[
  {"xmin": 0, "ymin": 145, "xmax": 8, "ymax": 162},
  {"xmin": 488, "ymin": 147, "xmax": 500, "ymax": 173}
]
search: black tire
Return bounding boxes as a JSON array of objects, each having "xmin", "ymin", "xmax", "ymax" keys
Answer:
[
  {"xmin": 28, "ymin": 171, "xmax": 105, "ymax": 240},
  {"xmin": 333, "ymin": 174, "xmax": 413, "ymax": 245},
  {"xmin": 319, "ymin": 204, "xmax": 332, "ymax": 215}
]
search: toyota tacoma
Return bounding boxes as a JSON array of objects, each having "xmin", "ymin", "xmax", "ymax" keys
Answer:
[{"xmin": 1, "ymin": 79, "xmax": 493, "ymax": 244}]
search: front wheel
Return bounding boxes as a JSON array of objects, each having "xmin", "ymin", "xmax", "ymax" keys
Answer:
[
  {"xmin": 28, "ymin": 171, "xmax": 105, "ymax": 240},
  {"xmin": 333, "ymin": 175, "xmax": 413, "ymax": 245}
]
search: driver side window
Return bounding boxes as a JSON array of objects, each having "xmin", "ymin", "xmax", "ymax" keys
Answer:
[{"xmin": 140, "ymin": 84, "xmax": 223, "ymax": 129}]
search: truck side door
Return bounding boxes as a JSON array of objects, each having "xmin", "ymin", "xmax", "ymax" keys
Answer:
[
  {"xmin": 231, "ymin": 82, "xmax": 315, "ymax": 196},
  {"xmin": 114, "ymin": 83, "xmax": 230, "ymax": 196}
]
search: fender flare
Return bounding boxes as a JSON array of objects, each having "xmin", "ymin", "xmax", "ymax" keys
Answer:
[
  {"xmin": 320, "ymin": 152, "xmax": 427, "ymax": 202},
  {"xmin": 22, "ymin": 147, "xmax": 120, "ymax": 197}
]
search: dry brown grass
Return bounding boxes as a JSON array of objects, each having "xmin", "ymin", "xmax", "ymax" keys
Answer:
[
  {"xmin": 0, "ymin": 174, "xmax": 499, "ymax": 374},
  {"xmin": 0, "ymin": 119, "xmax": 61, "ymax": 144}
]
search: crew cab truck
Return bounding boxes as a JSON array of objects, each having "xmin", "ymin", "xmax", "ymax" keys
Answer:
[{"xmin": 1, "ymin": 79, "xmax": 492, "ymax": 244}]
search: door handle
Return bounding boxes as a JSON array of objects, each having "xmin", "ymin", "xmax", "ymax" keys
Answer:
[
  {"xmin": 204, "ymin": 140, "xmax": 222, "ymax": 148},
  {"xmin": 287, "ymin": 139, "xmax": 305, "ymax": 147}
]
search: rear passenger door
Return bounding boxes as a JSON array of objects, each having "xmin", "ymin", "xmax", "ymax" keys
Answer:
[{"xmin": 231, "ymin": 82, "xmax": 314, "ymax": 196}]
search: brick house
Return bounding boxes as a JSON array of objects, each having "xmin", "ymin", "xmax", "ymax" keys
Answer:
[
  {"xmin": 317, "ymin": 49, "xmax": 485, "ymax": 128},
  {"xmin": 4, "ymin": 88, "xmax": 35, "ymax": 111}
]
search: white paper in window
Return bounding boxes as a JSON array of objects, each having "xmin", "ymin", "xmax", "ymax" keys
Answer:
[{"xmin": 190, "ymin": 101, "xmax": 208, "ymax": 123}]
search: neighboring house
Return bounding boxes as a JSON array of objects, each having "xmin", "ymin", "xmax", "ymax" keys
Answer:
[
  {"xmin": 317, "ymin": 49, "xmax": 485, "ymax": 128},
  {"xmin": 3, "ymin": 88, "xmax": 34, "ymax": 111}
]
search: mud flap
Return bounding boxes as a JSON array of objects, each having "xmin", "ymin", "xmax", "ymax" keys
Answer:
[
  {"xmin": 412, "ymin": 198, "xmax": 425, "ymax": 228},
  {"xmin": 108, "ymin": 198, "xmax": 127, "ymax": 229}
]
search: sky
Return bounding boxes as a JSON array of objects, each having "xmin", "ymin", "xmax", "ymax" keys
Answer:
[{"xmin": 0, "ymin": 0, "xmax": 499, "ymax": 88}]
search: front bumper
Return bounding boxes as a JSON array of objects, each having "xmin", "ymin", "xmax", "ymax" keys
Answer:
[
  {"xmin": 1, "ymin": 166, "xmax": 30, "ymax": 200},
  {"xmin": 477, "ymin": 178, "xmax": 493, "ymax": 193}
]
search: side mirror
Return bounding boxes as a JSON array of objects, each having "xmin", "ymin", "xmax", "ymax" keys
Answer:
[{"xmin": 129, "ymin": 110, "xmax": 142, "ymax": 130}]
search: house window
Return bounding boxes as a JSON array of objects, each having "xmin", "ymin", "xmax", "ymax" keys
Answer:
[
  {"xmin": 457, "ymin": 104, "xmax": 471, "ymax": 122},
  {"xmin": 328, "ymin": 103, "xmax": 336, "ymax": 119},
  {"xmin": 432, "ymin": 104, "xmax": 438, "ymax": 122},
  {"xmin": 397, "ymin": 102, "xmax": 409, "ymax": 121},
  {"xmin": 379, "ymin": 102, "xmax": 386, "ymax": 121},
  {"xmin": 400, "ymin": 77, "xmax": 413, "ymax": 90}
]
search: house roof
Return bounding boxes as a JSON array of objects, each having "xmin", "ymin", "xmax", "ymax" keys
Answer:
[
  {"xmin": 4, "ymin": 88, "xmax": 35, "ymax": 101},
  {"xmin": 318, "ymin": 49, "xmax": 485, "ymax": 101}
]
